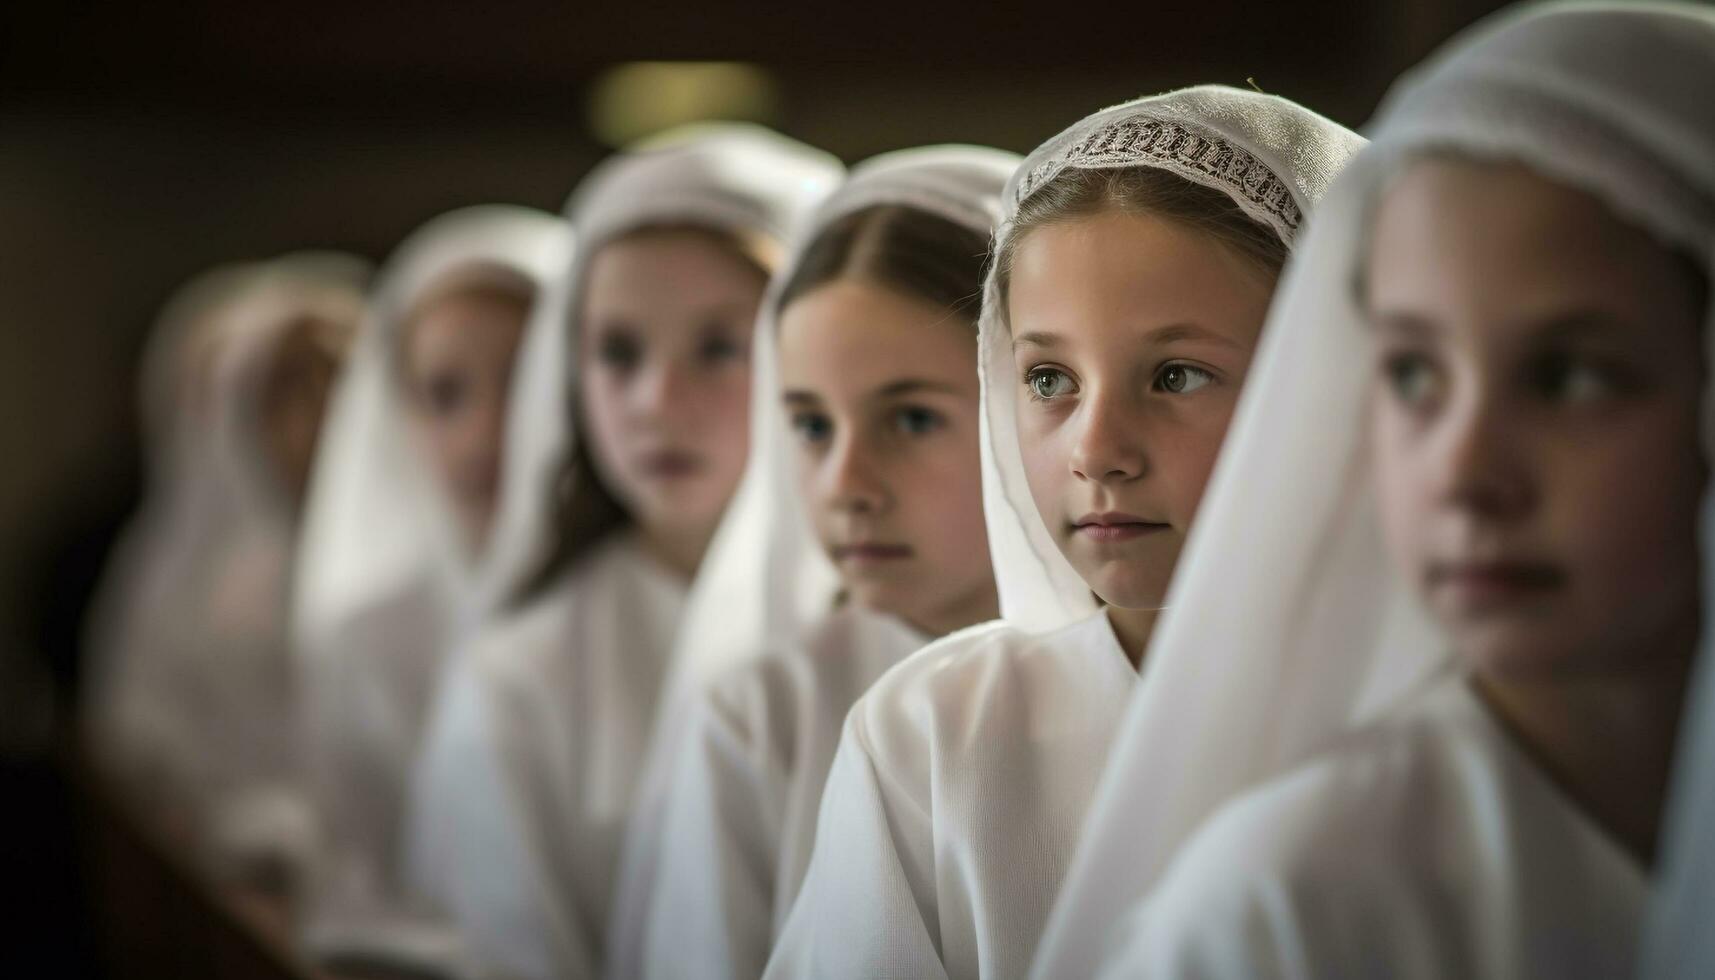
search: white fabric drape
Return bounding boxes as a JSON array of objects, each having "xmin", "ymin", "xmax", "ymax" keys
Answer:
[
  {"xmin": 398, "ymin": 126, "xmax": 842, "ymax": 980},
  {"xmin": 762, "ymin": 87, "xmax": 1364, "ymax": 980},
  {"xmin": 617, "ymin": 145, "xmax": 1020, "ymax": 980},
  {"xmin": 85, "ymin": 253, "xmax": 368, "ymax": 877},
  {"xmin": 293, "ymin": 205, "xmax": 571, "ymax": 964},
  {"xmin": 1027, "ymin": 5, "xmax": 1715, "ymax": 978}
]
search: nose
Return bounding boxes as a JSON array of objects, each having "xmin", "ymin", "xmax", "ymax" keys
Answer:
[
  {"xmin": 633, "ymin": 358, "xmax": 690, "ymax": 419},
  {"xmin": 1434, "ymin": 388, "xmax": 1532, "ymax": 519},
  {"xmin": 1068, "ymin": 389, "xmax": 1148, "ymax": 485},
  {"xmin": 822, "ymin": 429, "xmax": 891, "ymax": 517}
]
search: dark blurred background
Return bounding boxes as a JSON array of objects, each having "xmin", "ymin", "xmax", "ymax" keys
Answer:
[{"xmin": 0, "ymin": 1, "xmax": 1507, "ymax": 973}]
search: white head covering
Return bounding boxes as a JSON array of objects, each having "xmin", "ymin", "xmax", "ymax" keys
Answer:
[
  {"xmin": 978, "ymin": 84, "xmax": 1368, "ymax": 634},
  {"xmin": 605, "ymin": 144, "xmax": 1017, "ymax": 977},
  {"xmin": 1033, "ymin": 6, "xmax": 1715, "ymax": 976},
  {"xmin": 294, "ymin": 205, "xmax": 572, "ymax": 646},
  {"xmin": 292, "ymin": 205, "xmax": 569, "ymax": 953},
  {"xmin": 479, "ymin": 124, "xmax": 844, "ymax": 613},
  {"xmin": 85, "ymin": 251, "xmax": 369, "ymax": 868},
  {"xmin": 391, "ymin": 126, "xmax": 840, "ymax": 978}
]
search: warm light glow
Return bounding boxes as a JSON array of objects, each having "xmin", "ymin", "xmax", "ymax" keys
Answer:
[{"xmin": 589, "ymin": 62, "xmax": 779, "ymax": 147}]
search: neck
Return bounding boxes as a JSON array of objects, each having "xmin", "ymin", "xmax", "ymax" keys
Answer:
[
  {"xmin": 1104, "ymin": 604, "xmax": 1160, "ymax": 670},
  {"xmin": 1472, "ymin": 621, "xmax": 1698, "ymax": 867},
  {"xmin": 904, "ymin": 582, "xmax": 1001, "ymax": 640},
  {"xmin": 639, "ymin": 523, "xmax": 711, "ymax": 582}
]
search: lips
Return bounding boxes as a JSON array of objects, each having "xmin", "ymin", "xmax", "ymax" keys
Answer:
[
  {"xmin": 1071, "ymin": 512, "xmax": 1171, "ymax": 543},
  {"xmin": 636, "ymin": 449, "xmax": 704, "ymax": 480},
  {"xmin": 1427, "ymin": 559, "xmax": 1565, "ymax": 608},
  {"xmin": 830, "ymin": 542, "xmax": 914, "ymax": 565}
]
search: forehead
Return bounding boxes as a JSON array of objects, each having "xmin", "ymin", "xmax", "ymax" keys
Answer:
[
  {"xmin": 777, "ymin": 279, "xmax": 977, "ymax": 392},
  {"xmin": 1366, "ymin": 157, "xmax": 1697, "ymax": 326},
  {"xmin": 583, "ymin": 230, "xmax": 764, "ymax": 313},
  {"xmin": 405, "ymin": 289, "xmax": 527, "ymax": 366},
  {"xmin": 1005, "ymin": 210, "xmax": 1273, "ymax": 346}
]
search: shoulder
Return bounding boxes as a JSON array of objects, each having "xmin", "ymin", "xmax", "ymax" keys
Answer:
[
  {"xmin": 844, "ymin": 613, "xmax": 1124, "ymax": 775},
  {"xmin": 1139, "ymin": 680, "xmax": 1490, "ymax": 972}
]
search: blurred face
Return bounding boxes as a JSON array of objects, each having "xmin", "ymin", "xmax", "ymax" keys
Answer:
[
  {"xmin": 578, "ymin": 230, "xmax": 764, "ymax": 570},
  {"xmin": 780, "ymin": 279, "xmax": 997, "ymax": 637},
  {"xmin": 259, "ymin": 317, "xmax": 345, "ymax": 508},
  {"xmin": 1368, "ymin": 158, "xmax": 1705, "ymax": 681},
  {"xmin": 1009, "ymin": 210, "xmax": 1274, "ymax": 609},
  {"xmin": 403, "ymin": 286, "xmax": 530, "ymax": 548}
]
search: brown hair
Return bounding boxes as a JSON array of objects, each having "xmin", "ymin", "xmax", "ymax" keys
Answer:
[
  {"xmin": 509, "ymin": 223, "xmax": 777, "ymax": 606},
  {"xmin": 994, "ymin": 166, "xmax": 1289, "ymax": 305},
  {"xmin": 777, "ymin": 204, "xmax": 992, "ymax": 326}
]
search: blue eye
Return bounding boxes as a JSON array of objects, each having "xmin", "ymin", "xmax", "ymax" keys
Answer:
[
  {"xmin": 1026, "ymin": 367, "xmax": 1076, "ymax": 400},
  {"xmin": 789, "ymin": 411, "xmax": 833, "ymax": 445},
  {"xmin": 1381, "ymin": 350, "xmax": 1442, "ymax": 407},
  {"xmin": 893, "ymin": 406, "xmax": 944, "ymax": 436},
  {"xmin": 1154, "ymin": 363, "xmax": 1214, "ymax": 395}
]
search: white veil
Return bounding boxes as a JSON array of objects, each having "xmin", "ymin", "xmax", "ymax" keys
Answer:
[
  {"xmin": 84, "ymin": 251, "xmax": 369, "ymax": 866},
  {"xmin": 977, "ymin": 85, "xmax": 1368, "ymax": 635},
  {"xmin": 1031, "ymin": 6, "xmax": 1715, "ymax": 977},
  {"xmin": 604, "ymin": 144, "xmax": 1019, "ymax": 978},
  {"xmin": 293, "ymin": 205, "xmax": 571, "ymax": 952}
]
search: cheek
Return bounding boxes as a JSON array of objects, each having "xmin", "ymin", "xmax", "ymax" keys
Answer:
[
  {"xmin": 1017, "ymin": 415, "xmax": 1070, "ymax": 521},
  {"xmin": 1370, "ymin": 407, "xmax": 1431, "ymax": 572},
  {"xmin": 577, "ymin": 371, "xmax": 633, "ymax": 478},
  {"xmin": 915, "ymin": 449, "xmax": 991, "ymax": 559},
  {"xmin": 1156, "ymin": 403, "xmax": 1242, "ymax": 522},
  {"xmin": 1554, "ymin": 427, "xmax": 1704, "ymax": 591}
]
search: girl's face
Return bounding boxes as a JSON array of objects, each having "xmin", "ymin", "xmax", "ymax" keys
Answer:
[
  {"xmin": 259, "ymin": 317, "xmax": 345, "ymax": 509},
  {"xmin": 578, "ymin": 230, "xmax": 764, "ymax": 565},
  {"xmin": 403, "ymin": 286, "xmax": 530, "ymax": 548},
  {"xmin": 779, "ymin": 279, "xmax": 997, "ymax": 637},
  {"xmin": 1367, "ymin": 157, "xmax": 1705, "ymax": 681},
  {"xmin": 1009, "ymin": 209, "xmax": 1274, "ymax": 610}
]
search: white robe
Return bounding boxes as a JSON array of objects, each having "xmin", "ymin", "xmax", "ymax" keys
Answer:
[
  {"xmin": 764, "ymin": 611, "xmax": 1136, "ymax": 980},
  {"xmin": 401, "ymin": 533, "xmax": 687, "ymax": 980},
  {"xmin": 1112, "ymin": 672, "xmax": 1647, "ymax": 980},
  {"xmin": 639, "ymin": 606, "xmax": 928, "ymax": 978}
]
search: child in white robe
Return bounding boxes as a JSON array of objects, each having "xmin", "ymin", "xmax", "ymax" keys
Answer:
[
  {"xmin": 292, "ymin": 205, "xmax": 570, "ymax": 968},
  {"xmin": 1024, "ymin": 5, "xmax": 1715, "ymax": 979},
  {"xmin": 616, "ymin": 146, "xmax": 1018, "ymax": 980},
  {"xmin": 396, "ymin": 126, "xmax": 841, "ymax": 980},
  {"xmin": 761, "ymin": 87, "xmax": 1364, "ymax": 980},
  {"xmin": 85, "ymin": 253, "xmax": 366, "ymax": 889}
]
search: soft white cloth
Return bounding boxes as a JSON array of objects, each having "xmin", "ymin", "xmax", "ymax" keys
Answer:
[
  {"xmin": 85, "ymin": 252, "xmax": 368, "ymax": 877},
  {"xmin": 763, "ymin": 88, "xmax": 1364, "ymax": 980},
  {"xmin": 607, "ymin": 144, "xmax": 1018, "ymax": 980},
  {"xmin": 398, "ymin": 127, "xmax": 842, "ymax": 980},
  {"xmin": 1128, "ymin": 671, "xmax": 1648, "ymax": 980},
  {"xmin": 1029, "ymin": 5, "xmax": 1715, "ymax": 979},
  {"xmin": 293, "ymin": 205, "xmax": 570, "ymax": 962},
  {"xmin": 406, "ymin": 535, "xmax": 686, "ymax": 980}
]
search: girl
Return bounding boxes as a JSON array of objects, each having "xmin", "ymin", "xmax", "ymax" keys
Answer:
[
  {"xmin": 763, "ymin": 88, "xmax": 1363, "ymax": 979},
  {"xmin": 86, "ymin": 253, "xmax": 366, "ymax": 888},
  {"xmin": 1035, "ymin": 5, "xmax": 1715, "ymax": 978},
  {"xmin": 397, "ymin": 126, "xmax": 841, "ymax": 980},
  {"xmin": 617, "ymin": 146, "xmax": 1017, "ymax": 980},
  {"xmin": 292, "ymin": 205, "xmax": 570, "ymax": 963}
]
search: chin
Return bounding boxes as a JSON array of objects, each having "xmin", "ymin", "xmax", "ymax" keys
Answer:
[{"xmin": 1088, "ymin": 576, "xmax": 1170, "ymax": 613}]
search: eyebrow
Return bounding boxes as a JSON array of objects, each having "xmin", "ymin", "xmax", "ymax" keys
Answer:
[
  {"xmin": 874, "ymin": 378, "xmax": 966, "ymax": 398},
  {"xmin": 1013, "ymin": 323, "xmax": 1243, "ymax": 351},
  {"xmin": 781, "ymin": 378, "xmax": 966, "ymax": 406}
]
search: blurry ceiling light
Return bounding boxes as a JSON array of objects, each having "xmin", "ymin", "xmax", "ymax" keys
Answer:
[{"xmin": 589, "ymin": 61, "xmax": 780, "ymax": 147}]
